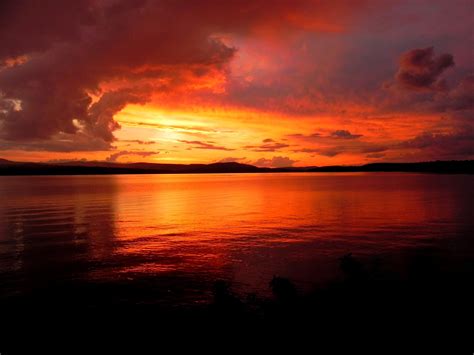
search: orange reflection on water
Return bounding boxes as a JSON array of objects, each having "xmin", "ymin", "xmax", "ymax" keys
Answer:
[{"xmin": 0, "ymin": 173, "xmax": 472, "ymax": 296}]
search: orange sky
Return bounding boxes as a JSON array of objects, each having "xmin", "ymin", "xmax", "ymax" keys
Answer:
[{"xmin": 0, "ymin": 0, "xmax": 472, "ymax": 167}]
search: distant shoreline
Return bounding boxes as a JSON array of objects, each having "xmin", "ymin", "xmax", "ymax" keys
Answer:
[{"xmin": 0, "ymin": 159, "xmax": 473, "ymax": 176}]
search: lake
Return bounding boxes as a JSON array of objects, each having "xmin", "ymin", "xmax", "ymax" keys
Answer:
[{"xmin": 0, "ymin": 172, "xmax": 473, "ymax": 306}]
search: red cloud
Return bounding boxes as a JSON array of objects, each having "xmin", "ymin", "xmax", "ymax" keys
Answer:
[
  {"xmin": 396, "ymin": 47, "xmax": 454, "ymax": 91},
  {"xmin": 0, "ymin": 0, "xmax": 368, "ymax": 151},
  {"xmin": 105, "ymin": 150, "xmax": 159, "ymax": 162},
  {"xmin": 254, "ymin": 156, "xmax": 296, "ymax": 168}
]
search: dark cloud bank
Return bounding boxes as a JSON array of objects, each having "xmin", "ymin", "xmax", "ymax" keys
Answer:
[{"xmin": 0, "ymin": 0, "xmax": 366, "ymax": 152}]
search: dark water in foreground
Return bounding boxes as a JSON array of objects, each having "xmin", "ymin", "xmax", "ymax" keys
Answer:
[{"xmin": 0, "ymin": 173, "xmax": 473, "ymax": 306}]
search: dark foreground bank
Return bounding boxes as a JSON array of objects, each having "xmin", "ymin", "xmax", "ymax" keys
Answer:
[{"xmin": 1, "ymin": 252, "xmax": 473, "ymax": 353}]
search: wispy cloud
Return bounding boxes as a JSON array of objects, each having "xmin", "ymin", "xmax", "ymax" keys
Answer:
[
  {"xmin": 105, "ymin": 150, "xmax": 159, "ymax": 162},
  {"xmin": 244, "ymin": 139, "xmax": 290, "ymax": 152},
  {"xmin": 120, "ymin": 139, "xmax": 157, "ymax": 145},
  {"xmin": 179, "ymin": 140, "xmax": 234, "ymax": 151}
]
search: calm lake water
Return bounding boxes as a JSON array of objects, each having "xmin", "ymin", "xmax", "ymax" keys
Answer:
[{"xmin": 0, "ymin": 173, "xmax": 473, "ymax": 305}]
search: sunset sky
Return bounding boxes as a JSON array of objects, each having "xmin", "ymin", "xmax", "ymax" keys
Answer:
[{"xmin": 0, "ymin": 0, "xmax": 473, "ymax": 167}]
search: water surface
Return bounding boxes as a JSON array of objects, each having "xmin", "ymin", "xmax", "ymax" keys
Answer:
[{"xmin": 0, "ymin": 173, "xmax": 473, "ymax": 304}]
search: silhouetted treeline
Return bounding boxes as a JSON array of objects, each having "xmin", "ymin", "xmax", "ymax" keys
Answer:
[
  {"xmin": 305, "ymin": 160, "xmax": 474, "ymax": 174},
  {"xmin": 0, "ymin": 158, "xmax": 473, "ymax": 175}
]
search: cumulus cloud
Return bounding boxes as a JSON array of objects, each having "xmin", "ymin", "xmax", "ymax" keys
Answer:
[
  {"xmin": 382, "ymin": 48, "xmax": 472, "ymax": 119},
  {"xmin": 395, "ymin": 47, "xmax": 454, "ymax": 91},
  {"xmin": 105, "ymin": 150, "xmax": 159, "ymax": 163},
  {"xmin": 253, "ymin": 156, "xmax": 296, "ymax": 168},
  {"xmin": 0, "ymin": 0, "xmax": 368, "ymax": 152},
  {"xmin": 434, "ymin": 74, "xmax": 474, "ymax": 114}
]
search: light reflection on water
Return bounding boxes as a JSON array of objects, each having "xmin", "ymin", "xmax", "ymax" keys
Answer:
[{"xmin": 0, "ymin": 173, "xmax": 473, "ymax": 301}]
